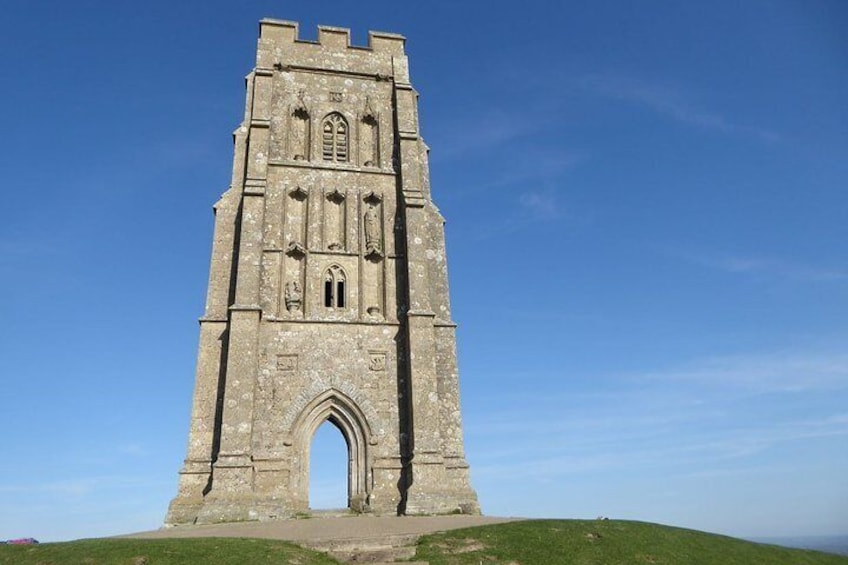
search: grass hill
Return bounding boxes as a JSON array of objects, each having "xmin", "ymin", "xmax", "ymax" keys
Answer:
[
  {"xmin": 2, "ymin": 519, "xmax": 847, "ymax": 564},
  {"xmin": 0, "ymin": 537, "xmax": 337, "ymax": 565},
  {"xmin": 414, "ymin": 520, "xmax": 848, "ymax": 564}
]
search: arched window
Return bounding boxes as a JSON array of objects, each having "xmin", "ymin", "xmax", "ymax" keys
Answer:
[
  {"xmin": 324, "ymin": 265, "xmax": 346, "ymax": 308},
  {"xmin": 322, "ymin": 113, "xmax": 348, "ymax": 163}
]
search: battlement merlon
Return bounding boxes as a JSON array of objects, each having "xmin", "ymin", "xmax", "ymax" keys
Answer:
[{"xmin": 256, "ymin": 19, "xmax": 408, "ymax": 80}]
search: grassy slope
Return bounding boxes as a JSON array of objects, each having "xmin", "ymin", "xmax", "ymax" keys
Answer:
[
  {"xmin": 3, "ymin": 520, "xmax": 846, "ymax": 565},
  {"xmin": 0, "ymin": 537, "xmax": 340, "ymax": 565},
  {"xmin": 414, "ymin": 520, "xmax": 848, "ymax": 565}
]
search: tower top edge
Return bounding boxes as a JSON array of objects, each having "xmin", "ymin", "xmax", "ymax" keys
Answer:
[{"xmin": 259, "ymin": 19, "xmax": 406, "ymax": 55}]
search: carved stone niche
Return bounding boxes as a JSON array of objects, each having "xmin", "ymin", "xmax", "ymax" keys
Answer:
[
  {"xmin": 361, "ymin": 96, "xmax": 379, "ymax": 167},
  {"xmin": 289, "ymin": 185, "xmax": 308, "ymax": 201},
  {"xmin": 286, "ymin": 186, "xmax": 309, "ymax": 259},
  {"xmin": 286, "ymin": 241, "xmax": 306, "ymax": 258},
  {"xmin": 325, "ymin": 188, "xmax": 346, "ymax": 251},
  {"xmin": 363, "ymin": 192, "xmax": 383, "ymax": 260},
  {"xmin": 327, "ymin": 188, "xmax": 345, "ymax": 204},
  {"xmin": 290, "ymin": 90, "xmax": 310, "ymax": 161}
]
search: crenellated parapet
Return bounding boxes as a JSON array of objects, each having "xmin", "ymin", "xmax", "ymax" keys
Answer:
[{"xmin": 257, "ymin": 19, "xmax": 407, "ymax": 81}]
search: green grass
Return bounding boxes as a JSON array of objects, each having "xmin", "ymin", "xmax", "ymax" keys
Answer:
[
  {"xmin": 414, "ymin": 519, "xmax": 848, "ymax": 565},
  {"xmin": 0, "ymin": 537, "xmax": 341, "ymax": 565},
  {"xmin": 3, "ymin": 520, "xmax": 846, "ymax": 565}
]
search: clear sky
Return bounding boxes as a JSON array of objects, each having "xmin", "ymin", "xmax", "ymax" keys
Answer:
[{"xmin": 1, "ymin": 0, "xmax": 846, "ymax": 543}]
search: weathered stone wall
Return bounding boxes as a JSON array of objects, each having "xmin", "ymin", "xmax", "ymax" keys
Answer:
[{"xmin": 166, "ymin": 19, "xmax": 478, "ymax": 525}]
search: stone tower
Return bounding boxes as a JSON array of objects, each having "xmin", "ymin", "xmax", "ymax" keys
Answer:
[{"xmin": 165, "ymin": 19, "xmax": 479, "ymax": 524}]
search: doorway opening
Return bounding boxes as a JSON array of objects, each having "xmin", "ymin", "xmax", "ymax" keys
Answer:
[
  {"xmin": 293, "ymin": 388, "xmax": 373, "ymax": 514},
  {"xmin": 308, "ymin": 420, "xmax": 348, "ymax": 510}
]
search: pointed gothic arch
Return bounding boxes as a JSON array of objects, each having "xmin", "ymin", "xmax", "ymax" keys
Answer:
[
  {"xmin": 324, "ymin": 264, "xmax": 347, "ymax": 308},
  {"xmin": 321, "ymin": 112, "xmax": 349, "ymax": 162},
  {"xmin": 290, "ymin": 388, "xmax": 373, "ymax": 511}
]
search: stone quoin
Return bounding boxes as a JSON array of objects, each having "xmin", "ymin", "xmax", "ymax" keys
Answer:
[{"xmin": 166, "ymin": 19, "xmax": 480, "ymax": 524}]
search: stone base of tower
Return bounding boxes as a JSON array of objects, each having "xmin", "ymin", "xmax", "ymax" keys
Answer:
[
  {"xmin": 403, "ymin": 453, "xmax": 481, "ymax": 515},
  {"xmin": 196, "ymin": 497, "xmax": 293, "ymax": 524},
  {"xmin": 168, "ymin": 497, "xmax": 297, "ymax": 525},
  {"xmin": 165, "ymin": 455, "xmax": 479, "ymax": 524},
  {"xmin": 165, "ymin": 499, "xmax": 204, "ymax": 525},
  {"xmin": 165, "ymin": 459, "xmax": 212, "ymax": 525}
]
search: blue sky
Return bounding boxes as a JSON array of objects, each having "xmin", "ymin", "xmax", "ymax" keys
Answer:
[{"xmin": 1, "ymin": 0, "xmax": 846, "ymax": 543}]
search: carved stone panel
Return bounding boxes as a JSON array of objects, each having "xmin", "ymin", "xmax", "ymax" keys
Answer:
[
  {"xmin": 276, "ymin": 354, "xmax": 297, "ymax": 372},
  {"xmin": 369, "ymin": 351, "xmax": 387, "ymax": 372}
]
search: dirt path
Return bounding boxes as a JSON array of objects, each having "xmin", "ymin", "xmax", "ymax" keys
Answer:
[{"xmin": 125, "ymin": 515, "xmax": 518, "ymax": 543}]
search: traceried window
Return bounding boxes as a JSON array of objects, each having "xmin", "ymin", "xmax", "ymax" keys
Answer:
[
  {"xmin": 324, "ymin": 265, "xmax": 346, "ymax": 308},
  {"xmin": 322, "ymin": 113, "xmax": 349, "ymax": 163}
]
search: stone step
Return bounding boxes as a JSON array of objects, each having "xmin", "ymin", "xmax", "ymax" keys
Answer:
[
  {"xmin": 307, "ymin": 508, "xmax": 356, "ymax": 519},
  {"xmin": 369, "ymin": 562, "xmax": 428, "ymax": 565},
  {"xmin": 329, "ymin": 546, "xmax": 416, "ymax": 563},
  {"xmin": 301, "ymin": 533, "xmax": 421, "ymax": 563}
]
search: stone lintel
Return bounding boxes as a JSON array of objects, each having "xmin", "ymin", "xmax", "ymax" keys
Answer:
[
  {"xmin": 214, "ymin": 452, "xmax": 252, "ymax": 468},
  {"xmin": 406, "ymin": 309, "xmax": 436, "ymax": 318},
  {"xmin": 403, "ymin": 195, "xmax": 426, "ymax": 208},
  {"xmin": 244, "ymin": 180, "xmax": 266, "ymax": 197},
  {"xmin": 308, "ymin": 249, "xmax": 358, "ymax": 257},
  {"xmin": 372, "ymin": 457, "xmax": 404, "ymax": 470},
  {"xmin": 198, "ymin": 317, "xmax": 228, "ymax": 324},
  {"xmin": 268, "ymin": 63, "xmax": 395, "ymax": 83},
  {"xmin": 229, "ymin": 304, "xmax": 262, "ymax": 312},
  {"xmin": 180, "ymin": 459, "xmax": 213, "ymax": 474},
  {"xmin": 263, "ymin": 318, "xmax": 402, "ymax": 327},
  {"xmin": 444, "ymin": 457, "xmax": 471, "ymax": 470},
  {"xmin": 252, "ymin": 458, "xmax": 288, "ymax": 472},
  {"xmin": 263, "ymin": 247, "xmax": 402, "ymax": 260},
  {"xmin": 268, "ymin": 159, "xmax": 397, "ymax": 176},
  {"xmin": 411, "ymin": 450, "xmax": 446, "ymax": 465}
]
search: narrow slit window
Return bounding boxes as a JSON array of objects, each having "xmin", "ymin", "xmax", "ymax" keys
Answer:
[
  {"xmin": 324, "ymin": 280, "xmax": 333, "ymax": 307},
  {"xmin": 322, "ymin": 121, "xmax": 334, "ymax": 160},
  {"xmin": 337, "ymin": 281, "xmax": 345, "ymax": 308},
  {"xmin": 336, "ymin": 122, "xmax": 347, "ymax": 161}
]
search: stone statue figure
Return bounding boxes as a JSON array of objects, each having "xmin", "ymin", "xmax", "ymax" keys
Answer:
[
  {"xmin": 284, "ymin": 281, "xmax": 302, "ymax": 312},
  {"xmin": 364, "ymin": 204, "xmax": 382, "ymax": 255},
  {"xmin": 291, "ymin": 90, "xmax": 309, "ymax": 161}
]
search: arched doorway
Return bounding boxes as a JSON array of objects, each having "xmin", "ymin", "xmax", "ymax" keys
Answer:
[
  {"xmin": 291, "ymin": 388, "xmax": 372, "ymax": 512},
  {"xmin": 309, "ymin": 420, "xmax": 349, "ymax": 510}
]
